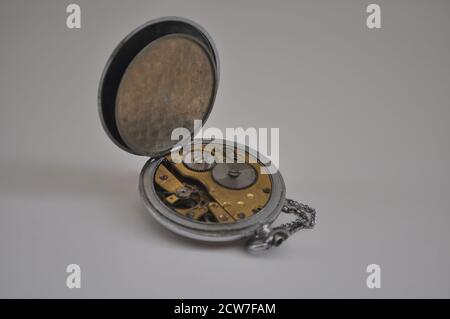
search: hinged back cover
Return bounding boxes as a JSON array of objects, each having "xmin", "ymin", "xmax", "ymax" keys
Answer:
[{"xmin": 98, "ymin": 17, "xmax": 219, "ymax": 157}]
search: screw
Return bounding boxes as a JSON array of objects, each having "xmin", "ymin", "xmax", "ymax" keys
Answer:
[
  {"xmin": 159, "ymin": 175, "xmax": 168, "ymax": 181},
  {"xmin": 263, "ymin": 187, "xmax": 271, "ymax": 194}
]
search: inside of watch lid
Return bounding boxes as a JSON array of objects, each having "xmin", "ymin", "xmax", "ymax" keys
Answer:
[{"xmin": 115, "ymin": 34, "xmax": 216, "ymax": 156}]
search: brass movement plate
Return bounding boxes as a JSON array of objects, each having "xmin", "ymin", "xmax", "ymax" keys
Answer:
[
  {"xmin": 153, "ymin": 144, "xmax": 272, "ymax": 224},
  {"xmin": 115, "ymin": 34, "xmax": 216, "ymax": 155}
]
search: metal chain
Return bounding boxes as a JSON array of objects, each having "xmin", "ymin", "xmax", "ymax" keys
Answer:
[
  {"xmin": 246, "ymin": 198, "xmax": 316, "ymax": 253},
  {"xmin": 274, "ymin": 198, "xmax": 316, "ymax": 235}
]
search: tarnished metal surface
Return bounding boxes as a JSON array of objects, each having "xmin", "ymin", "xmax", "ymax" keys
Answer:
[
  {"xmin": 153, "ymin": 143, "xmax": 273, "ymax": 222},
  {"xmin": 115, "ymin": 34, "xmax": 215, "ymax": 155}
]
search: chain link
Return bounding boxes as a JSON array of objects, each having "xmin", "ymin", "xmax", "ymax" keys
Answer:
[
  {"xmin": 274, "ymin": 198, "xmax": 316, "ymax": 235},
  {"xmin": 246, "ymin": 198, "xmax": 316, "ymax": 253}
]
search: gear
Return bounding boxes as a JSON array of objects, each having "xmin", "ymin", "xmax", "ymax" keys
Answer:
[
  {"xmin": 183, "ymin": 150, "xmax": 215, "ymax": 172},
  {"xmin": 211, "ymin": 163, "xmax": 257, "ymax": 190}
]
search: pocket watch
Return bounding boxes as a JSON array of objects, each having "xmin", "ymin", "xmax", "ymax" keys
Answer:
[{"xmin": 98, "ymin": 17, "xmax": 316, "ymax": 253}]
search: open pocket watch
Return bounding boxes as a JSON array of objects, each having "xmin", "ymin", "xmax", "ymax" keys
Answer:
[{"xmin": 98, "ymin": 17, "xmax": 316, "ymax": 253}]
